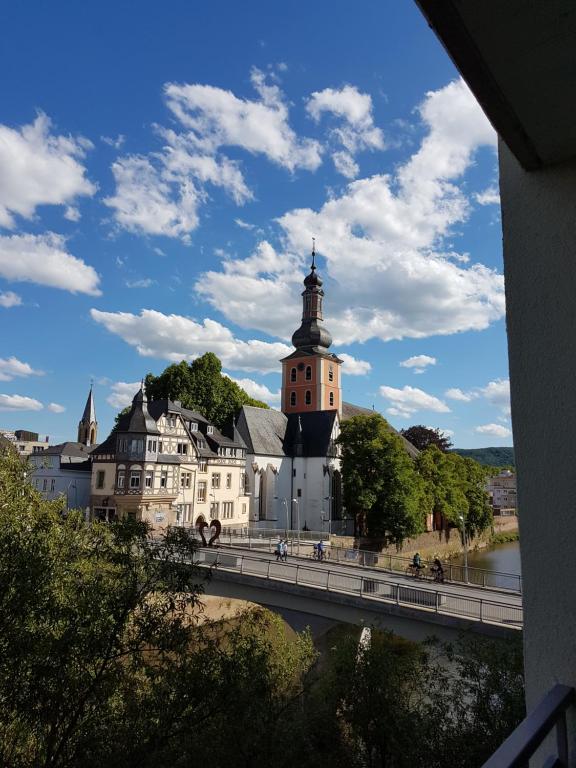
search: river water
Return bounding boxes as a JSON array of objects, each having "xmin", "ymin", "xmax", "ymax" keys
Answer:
[{"xmin": 453, "ymin": 540, "xmax": 521, "ymax": 579}]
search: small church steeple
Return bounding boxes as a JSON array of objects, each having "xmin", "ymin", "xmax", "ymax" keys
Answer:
[{"xmin": 78, "ymin": 382, "xmax": 98, "ymax": 446}]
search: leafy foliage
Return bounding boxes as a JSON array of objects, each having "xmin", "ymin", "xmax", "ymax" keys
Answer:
[
  {"xmin": 400, "ymin": 424, "xmax": 453, "ymax": 452},
  {"xmin": 338, "ymin": 413, "xmax": 426, "ymax": 544},
  {"xmin": 144, "ymin": 353, "xmax": 269, "ymax": 429},
  {"xmin": 451, "ymin": 446, "xmax": 515, "ymax": 468}
]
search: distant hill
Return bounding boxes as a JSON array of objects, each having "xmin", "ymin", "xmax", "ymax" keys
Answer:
[{"xmin": 451, "ymin": 447, "xmax": 515, "ymax": 468}]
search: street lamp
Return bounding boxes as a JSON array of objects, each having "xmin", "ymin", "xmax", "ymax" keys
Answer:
[
  {"xmin": 292, "ymin": 498, "xmax": 300, "ymax": 553},
  {"xmin": 459, "ymin": 513, "xmax": 468, "ymax": 583},
  {"xmin": 210, "ymin": 492, "xmax": 218, "ymax": 520},
  {"xmin": 273, "ymin": 496, "xmax": 289, "ymax": 537},
  {"xmin": 321, "ymin": 511, "xmax": 331, "ymax": 538}
]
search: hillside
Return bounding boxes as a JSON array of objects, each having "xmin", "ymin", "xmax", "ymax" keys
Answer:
[{"xmin": 451, "ymin": 446, "xmax": 515, "ymax": 468}]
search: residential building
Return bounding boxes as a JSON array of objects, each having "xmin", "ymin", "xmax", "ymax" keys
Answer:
[
  {"xmin": 0, "ymin": 429, "xmax": 50, "ymax": 457},
  {"xmin": 90, "ymin": 386, "xmax": 249, "ymax": 529},
  {"xmin": 29, "ymin": 442, "xmax": 93, "ymax": 510},
  {"xmin": 486, "ymin": 470, "xmax": 517, "ymax": 514}
]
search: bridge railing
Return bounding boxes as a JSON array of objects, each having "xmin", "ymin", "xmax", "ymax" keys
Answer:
[
  {"xmin": 202, "ymin": 531, "xmax": 522, "ymax": 594},
  {"xmin": 195, "ymin": 549, "xmax": 523, "ymax": 629}
]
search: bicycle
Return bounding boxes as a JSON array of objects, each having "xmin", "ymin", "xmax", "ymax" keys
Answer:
[
  {"xmin": 405, "ymin": 563, "xmax": 426, "ymax": 579},
  {"xmin": 310, "ymin": 547, "xmax": 331, "ymax": 562}
]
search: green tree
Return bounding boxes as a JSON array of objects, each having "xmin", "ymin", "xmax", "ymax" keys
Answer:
[
  {"xmin": 400, "ymin": 424, "xmax": 453, "ymax": 452},
  {"xmin": 338, "ymin": 414, "xmax": 426, "ymax": 544},
  {"xmin": 0, "ymin": 449, "xmax": 315, "ymax": 768},
  {"xmin": 144, "ymin": 353, "xmax": 268, "ymax": 428}
]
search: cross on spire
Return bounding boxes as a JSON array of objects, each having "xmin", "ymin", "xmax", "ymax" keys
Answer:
[{"xmin": 311, "ymin": 237, "xmax": 316, "ymax": 270}]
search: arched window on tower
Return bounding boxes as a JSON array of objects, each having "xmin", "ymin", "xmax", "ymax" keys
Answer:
[
  {"xmin": 328, "ymin": 365, "xmax": 334, "ymax": 382},
  {"xmin": 305, "ymin": 390, "xmax": 311, "ymax": 405},
  {"xmin": 329, "ymin": 392, "xmax": 334, "ymax": 406},
  {"xmin": 290, "ymin": 367, "xmax": 297, "ymax": 382},
  {"xmin": 305, "ymin": 365, "xmax": 312, "ymax": 381},
  {"xmin": 290, "ymin": 391, "xmax": 297, "ymax": 407}
]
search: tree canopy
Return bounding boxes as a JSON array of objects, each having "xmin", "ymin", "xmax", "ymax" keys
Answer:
[
  {"xmin": 338, "ymin": 413, "xmax": 426, "ymax": 544},
  {"xmin": 400, "ymin": 424, "xmax": 453, "ymax": 452}
]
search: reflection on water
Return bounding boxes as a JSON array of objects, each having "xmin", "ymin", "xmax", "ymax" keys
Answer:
[{"xmin": 454, "ymin": 540, "xmax": 521, "ymax": 576}]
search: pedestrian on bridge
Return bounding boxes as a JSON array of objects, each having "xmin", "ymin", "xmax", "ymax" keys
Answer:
[
  {"xmin": 281, "ymin": 540, "xmax": 288, "ymax": 562},
  {"xmin": 275, "ymin": 540, "xmax": 283, "ymax": 562}
]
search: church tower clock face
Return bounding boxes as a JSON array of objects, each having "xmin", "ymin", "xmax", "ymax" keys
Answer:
[{"xmin": 280, "ymin": 242, "xmax": 342, "ymax": 415}]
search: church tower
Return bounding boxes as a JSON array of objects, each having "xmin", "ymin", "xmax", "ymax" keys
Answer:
[
  {"xmin": 78, "ymin": 384, "xmax": 98, "ymax": 446},
  {"xmin": 281, "ymin": 243, "xmax": 342, "ymax": 415}
]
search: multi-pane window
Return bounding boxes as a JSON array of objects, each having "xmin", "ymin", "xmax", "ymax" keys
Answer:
[
  {"xmin": 305, "ymin": 365, "xmax": 312, "ymax": 381},
  {"xmin": 199, "ymin": 459, "xmax": 207, "ymax": 472},
  {"xmin": 222, "ymin": 502, "xmax": 233, "ymax": 519},
  {"xmin": 117, "ymin": 470, "xmax": 125, "ymax": 488},
  {"xmin": 158, "ymin": 441, "xmax": 163, "ymax": 453},
  {"xmin": 226, "ymin": 473, "xmax": 232, "ymax": 489},
  {"xmin": 43, "ymin": 479, "xmax": 48, "ymax": 491},
  {"xmin": 242, "ymin": 503, "xmax": 247, "ymax": 517},
  {"xmin": 145, "ymin": 471, "xmax": 153, "ymax": 488},
  {"xmin": 166, "ymin": 416, "xmax": 177, "ymax": 428},
  {"xmin": 197, "ymin": 481, "xmax": 207, "ymax": 502},
  {"xmin": 129, "ymin": 471, "xmax": 141, "ymax": 489},
  {"xmin": 329, "ymin": 392, "xmax": 334, "ymax": 406},
  {"xmin": 190, "ymin": 422, "xmax": 198, "ymax": 432},
  {"xmin": 328, "ymin": 366, "xmax": 334, "ymax": 382},
  {"xmin": 210, "ymin": 501, "xmax": 219, "ymax": 519},
  {"xmin": 290, "ymin": 391, "xmax": 296, "ymax": 407},
  {"xmin": 180, "ymin": 471, "xmax": 191, "ymax": 488},
  {"xmin": 211, "ymin": 473, "xmax": 221, "ymax": 489},
  {"xmin": 290, "ymin": 367, "xmax": 297, "ymax": 382},
  {"xmin": 177, "ymin": 443, "xmax": 188, "ymax": 455},
  {"xmin": 147, "ymin": 439, "xmax": 157, "ymax": 452},
  {"xmin": 96, "ymin": 470, "xmax": 105, "ymax": 489},
  {"xmin": 305, "ymin": 390, "xmax": 312, "ymax": 405},
  {"xmin": 160, "ymin": 471, "xmax": 168, "ymax": 488},
  {"xmin": 207, "ymin": 425, "xmax": 214, "ymax": 435},
  {"xmin": 240, "ymin": 472, "xmax": 246, "ymax": 493},
  {"xmin": 50, "ymin": 479, "xmax": 55, "ymax": 492}
]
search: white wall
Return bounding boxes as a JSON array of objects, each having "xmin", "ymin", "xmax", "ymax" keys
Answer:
[{"xmin": 500, "ymin": 141, "xmax": 576, "ymax": 714}]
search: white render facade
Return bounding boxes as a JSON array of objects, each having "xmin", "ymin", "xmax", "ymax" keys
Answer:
[
  {"xmin": 28, "ymin": 443, "xmax": 93, "ymax": 511},
  {"xmin": 90, "ymin": 389, "xmax": 249, "ymax": 531},
  {"xmin": 485, "ymin": 470, "xmax": 517, "ymax": 512}
]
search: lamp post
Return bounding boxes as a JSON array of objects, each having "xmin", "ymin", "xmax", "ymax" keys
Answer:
[
  {"xmin": 273, "ymin": 496, "xmax": 289, "ymax": 537},
  {"xmin": 210, "ymin": 492, "xmax": 217, "ymax": 520},
  {"xmin": 292, "ymin": 498, "xmax": 300, "ymax": 553},
  {"xmin": 459, "ymin": 513, "xmax": 468, "ymax": 583}
]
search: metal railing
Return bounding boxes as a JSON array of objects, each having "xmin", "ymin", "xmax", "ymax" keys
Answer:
[
  {"xmin": 195, "ymin": 549, "xmax": 523, "ymax": 629},
  {"xmin": 482, "ymin": 684, "xmax": 574, "ymax": 767},
  {"xmin": 200, "ymin": 531, "xmax": 522, "ymax": 594}
]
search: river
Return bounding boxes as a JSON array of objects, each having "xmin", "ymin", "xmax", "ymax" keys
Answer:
[{"xmin": 453, "ymin": 540, "xmax": 521, "ymax": 587}]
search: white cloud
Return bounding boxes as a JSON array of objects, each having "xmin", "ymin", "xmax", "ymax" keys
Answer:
[
  {"xmin": 475, "ymin": 423, "xmax": 512, "ymax": 438},
  {"xmin": 445, "ymin": 387, "xmax": 474, "ymax": 402},
  {"xmin": 199, "ymin": 78, "xmax": 503, "ymax": 347},
  {"xmin": 0, "ymin": 394, "xmax": 43, "ymax": 411},
  {"xmin": 227, "ymin": 376, "xmax": 281, "ymax": 406},
  {"xmin": 91, "ymin": 308, "xmax": 292, "ymax": 374},
  {"xmin": 306, "ymin": 85, "xmax": 384, "ymax": 178},
  {"xmin": 475, "ymin": 186, "xmax": 500, "ymax": 206},
  {"xmin": 478, "ymin": 378, "xmax": 510, "ymax": 415},
  {"xmin": 339, "ymin": 353, "xmax": 371, "ymax": 376},
  {"xmin": 47, "ymin": 402, "xmax": 66, "ymax": 413},
  {"xmin": 64, "ymin": 206, "xmax": 81, "ymax": 222},
  {"xmin": 0, "ymin": 291, "xmax": 21, "ymax": 308},
  {"xmin": 107, "ymin": 381, "xmax": 141, "ymax": 410},
  {"xmin": 125, "ymin": 278, "xmax": 154, "ymax": 289},
  {"xmin": 0, "ymin": 233, "xmax": 101, "ymax": 296},
  {"xmin": 101, "ymin": 134, "xmax": 126, "ymax": 149},
  {"xmin": 0, "ymin": 357, "xmax": 43, "ymax": 382},
  {"xmin": 400, "ymin": 355, "xmax": 437, "ymax": 374},
  {"xmin": 379, "ymin": 385, "xmax": 450, "ymax": 418},
  {"xmin": 0, "ymin": 113, "xmax": 95, "ymax": 228},
  {"xmin": 164, "ymin": 68, "xmax": 322, "ymax": 172},
  {"xmin": 234, "ymin": 218, "xmax": 255, "ymax": 230}
]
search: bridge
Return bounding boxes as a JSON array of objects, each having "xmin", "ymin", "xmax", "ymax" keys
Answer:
[{"xmin": 196, "ymin": 546, "xmax": 523, "ymax": 643}]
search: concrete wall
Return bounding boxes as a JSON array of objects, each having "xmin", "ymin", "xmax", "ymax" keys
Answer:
[{"xmin": 500, "ymin": 142, "xmax": 576, "ymax": 723}]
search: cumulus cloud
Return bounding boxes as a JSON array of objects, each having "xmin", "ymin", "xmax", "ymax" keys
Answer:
[
  {"xmin": 379, "ymin": 385, "xmax": 450, "ymax": 418},
  {"xmin": 475, "ymin": 186, "xmax": 500, "ymax": 206},
  {"xmin": 0, "ymin": 113, "xmax": 95, "ymax": 228},
  {"xmin": 0, "ymin": 394, "xmax": 43, "ymax": 411},
  {"xmin": 0, "ymin": 357, "xmax": 43, "ymax": 382},
  {"xmin": 0, "ymin": 291, "xmax": 21, "ymax": 308},
  {"xmin": 125, "ymin": 277, "xmax": 155, "ymax": 289},
  {"xmin": 478, "ymin": 378, "xmax": 510, "ymax": 415},
  {"xmin": 227, "ymin": 376, "xmax": 281, "ymax": 406},
  {"xmin": 445, "ymin": 387, "xmax": 474, "ymax": 402},
  {"xmin": 107, "ymin": 381, "xmax": 141, "ymax": 409},
  {"xmin": 47, "ymin": 402, "xmax": 66, "ymax": 413},
  {"xmin": 165, "ymin": 68, "xmax": 322, "ymax": 172},
  {"xmin": 400, "ymin": 355, "xmax": 437, "ymax": 374},
  {"xmin": 339, "ymin": 353, "xmax": 371, "ymax": 376},
  {"xmin": 0, "ymin": 233, "xmax": 101, "ymax": 295},
  {"xmin": 306, "ymin": 84, "xmax": 384, "ymax": 178},
  {"xmin": 475, "ymin": 423, "xmax": 512, "ymax": 438},
  {"xmin": 91, "ymin": 308, "xmax": 292, "ymax": 374},
  {"xmin": 198, "ymin": 78, "xmax": 503, "ymax": 347}
]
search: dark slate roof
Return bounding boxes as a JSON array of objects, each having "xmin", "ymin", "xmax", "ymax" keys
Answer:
[
  {"xmin": 341, "ymin": 401, "xmax": 420, "ymax": 459},
  {"xmin": 280, "ymin": 349, "xmax": 342, "ymax": 363},
  {"xmin": 81, "ymin": 386, "xmax": 96, "ymax": 423},
  {"xmin": 237, "ymin": 406, "xmax": 288, "ymax": 456},
  {"xmin": 59, "ymin": 458, "xmax": 92, "ymax": 472},
  {"xmin": 284, "ymin": 411, "xmax": 338, "ymax": 457},
  {"xmin": 147, "ymin": 399, "xmax": 245, "ymax": 453},
  {"xmin": 38, "ymin": 441, "xmax": 97, "ymax": 458},
  {"xmin": 116, "ymin": 387, "xmax": 160, "ymax": 435},
  {"xmin": 91, "ymin": 434, "xmax": 115, "ymax": 456}
]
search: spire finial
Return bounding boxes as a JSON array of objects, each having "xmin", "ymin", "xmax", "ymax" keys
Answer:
[{"xmin": 311, "ymin": 237, "xmax": 316, "ymax": 271}]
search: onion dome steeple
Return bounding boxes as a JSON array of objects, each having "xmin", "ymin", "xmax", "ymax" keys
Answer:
[{"xmin": 291, "ymin": 240, "xmax": 333, "ymax": 352}]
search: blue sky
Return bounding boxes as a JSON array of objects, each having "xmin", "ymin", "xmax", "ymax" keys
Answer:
[{"xmin": 0, "ymin": 0, "xmax": 511, "ymax": 448}]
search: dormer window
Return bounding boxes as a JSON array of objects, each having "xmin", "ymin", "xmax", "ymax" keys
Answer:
[
  {"xmin": 305, "ymin": 365, "xmax": 312, "ymax": 381},
  {"xmin": 190, "ymin": 422, "xmax": 198, "ymax": 432},
  {"xmin": 290, "ymin": 391, "xmax": 296, "ymax": 407},
  {"xmin": 290, "ymin": 367, "xmax": 297, "ymax": 383},
  {"xmin": 207, "ymin": 425, "xmax": 214, "ymax": 435}
]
